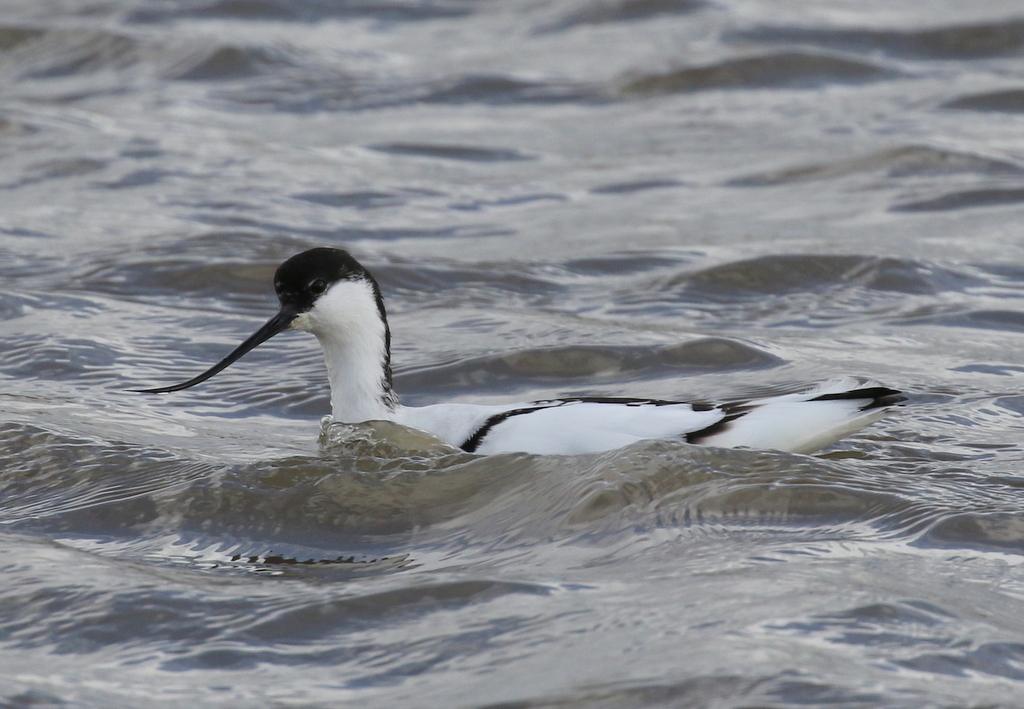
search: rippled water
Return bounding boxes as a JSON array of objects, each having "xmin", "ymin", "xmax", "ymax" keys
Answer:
[{"xmin": 4, "ymin": 0, "xmax": 1024, "ymax": 706}]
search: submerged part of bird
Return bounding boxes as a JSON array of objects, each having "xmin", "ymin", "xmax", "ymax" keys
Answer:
[
  {"xmin": 320, "ymin": 417, "xmax": 465, "ymax": 458},
  {"xmin": 135, "ymin": 247, "xmax": 905, "ymax": 456}
]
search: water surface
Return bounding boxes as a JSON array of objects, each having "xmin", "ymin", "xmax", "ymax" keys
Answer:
[{"xmin": 4, "ymin": 0, "xmax": 1024, "ymax": 706}]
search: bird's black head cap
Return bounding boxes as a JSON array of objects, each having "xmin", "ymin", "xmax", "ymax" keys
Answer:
[
  {"xmin": 273, "ymin": 247, "xmax": 375, "ymax": 313},
  {"xmin": 275, "ymin": 247, "xmax": 394, "ymax": 390}
]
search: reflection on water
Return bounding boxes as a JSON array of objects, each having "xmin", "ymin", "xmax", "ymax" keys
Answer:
[{"xmin": 3, "ymin": 0, "xmax": 1024, "ymax": 706}]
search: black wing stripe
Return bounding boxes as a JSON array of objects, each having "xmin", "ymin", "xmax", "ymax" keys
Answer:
[
  {"xmin": 460, "ymin": 405, "xmax": 552, "ymax": 453},
  {"xmin": 684, "ymin": 412, "xmax": 746, "ymax": 445},
  {"xmin": 810, "ymin": 386, "xmax": 905, "ymax": 411},
  {"xmin": 459, "ymin": 397, "xmax": 708, "ymax": 452}
]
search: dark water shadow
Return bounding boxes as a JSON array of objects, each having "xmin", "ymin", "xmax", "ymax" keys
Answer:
[
  {"xmin": 943, "ymin": 88, "xmax": 1024, "ymax": 112},
  {"xmin": 538, "ymin": 0, "xmax": 706, "ymax": 33},
  {"xmin": 621, "ymin": 52, "xmax": 891, "ymax": 95},
  {"xmin": 733, "ymin": 19, "xmax": 1024, "ymax": 60},
  {"xmin": 419, "ymin": 74, "xmax": 605, "ymax": 105},
  {"xmin": 368, "ymin": 143, "xmax": 535, "ymax": 162},
  {"xmin": 727, "ymin": 145, "xmax": 1023, "ymax": 187},
  {"xmin": 590, "ymin": 178, "xmax": 685, "ymax": 195},
  {"xmin": 396, "ymin": 339, "xmax": 783, "ymax": 401},
  {"xmin": 660, "ymin": 254, "xmax": 974, "ymax": 301},
  {"xmin": 127, "ymin": 0, "xmax": 477, "ymax": 24},
  {"xmin": 166, "ymin": 46, "xmax": 292, "ymax": 82},
  {"xmin": 892, "ymin": 187, "xmax": 1024, "ymax": 212}
]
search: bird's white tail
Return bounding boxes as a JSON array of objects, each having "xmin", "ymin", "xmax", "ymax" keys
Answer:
[{"xmin": 688, "ymin": 379, "xmax": 904, "ymax": 454}]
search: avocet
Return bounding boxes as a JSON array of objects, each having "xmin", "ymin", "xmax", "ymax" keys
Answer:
[{"xmin": 137, "ymin": 248, "xmax": 903, "ymax": 455}]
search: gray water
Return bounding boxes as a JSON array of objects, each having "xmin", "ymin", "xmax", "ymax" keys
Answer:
[{"xmin": 4, "ymin": 0, "xmax": 1024, "ymax": 706}]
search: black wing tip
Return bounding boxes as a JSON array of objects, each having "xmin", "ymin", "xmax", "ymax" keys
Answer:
[{"xmin": 811, "ymin": 386, "xmax": 906, "ymax": 411}]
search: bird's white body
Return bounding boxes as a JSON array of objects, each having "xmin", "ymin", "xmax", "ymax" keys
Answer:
[
  {"xmin": 295, "ymin": 278, "xmax": 895, "ymax": 456},
  {"xmin": 141, "ymin": 247, "xmax": 902, "ymax": 456},
  {"xmin": 394, "ymin": 379, "xmax": 889, "ymax": 455}
]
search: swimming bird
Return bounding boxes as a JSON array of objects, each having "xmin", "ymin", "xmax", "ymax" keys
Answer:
[{"xmin": 136, "ymin": 247, "xmax": 904, "ymax": 455}]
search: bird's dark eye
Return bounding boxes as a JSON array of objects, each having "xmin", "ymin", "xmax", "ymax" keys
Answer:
[{"xmin": 309, "ymin": 279, "xmax": 327, "ymax": 295}]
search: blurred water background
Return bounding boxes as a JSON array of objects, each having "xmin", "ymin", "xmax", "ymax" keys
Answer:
[{"xmin": 5, "ymin": 0, "xmax": 1024, "ymax": 706}]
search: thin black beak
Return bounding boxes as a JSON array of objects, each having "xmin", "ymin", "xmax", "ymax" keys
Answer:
[{"xmin": 132, "ymin": 307, "xmax": 299, "ymax": 394}]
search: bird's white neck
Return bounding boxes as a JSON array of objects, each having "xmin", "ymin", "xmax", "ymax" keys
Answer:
[{"xmin": 289, "ymin": 278, "xmax": 399, "ymax": 423}]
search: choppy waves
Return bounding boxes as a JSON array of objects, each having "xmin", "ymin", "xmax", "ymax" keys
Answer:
[{"xmin": 5, "ymin": 0, "xmax": 1024, "ymax": 706}]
